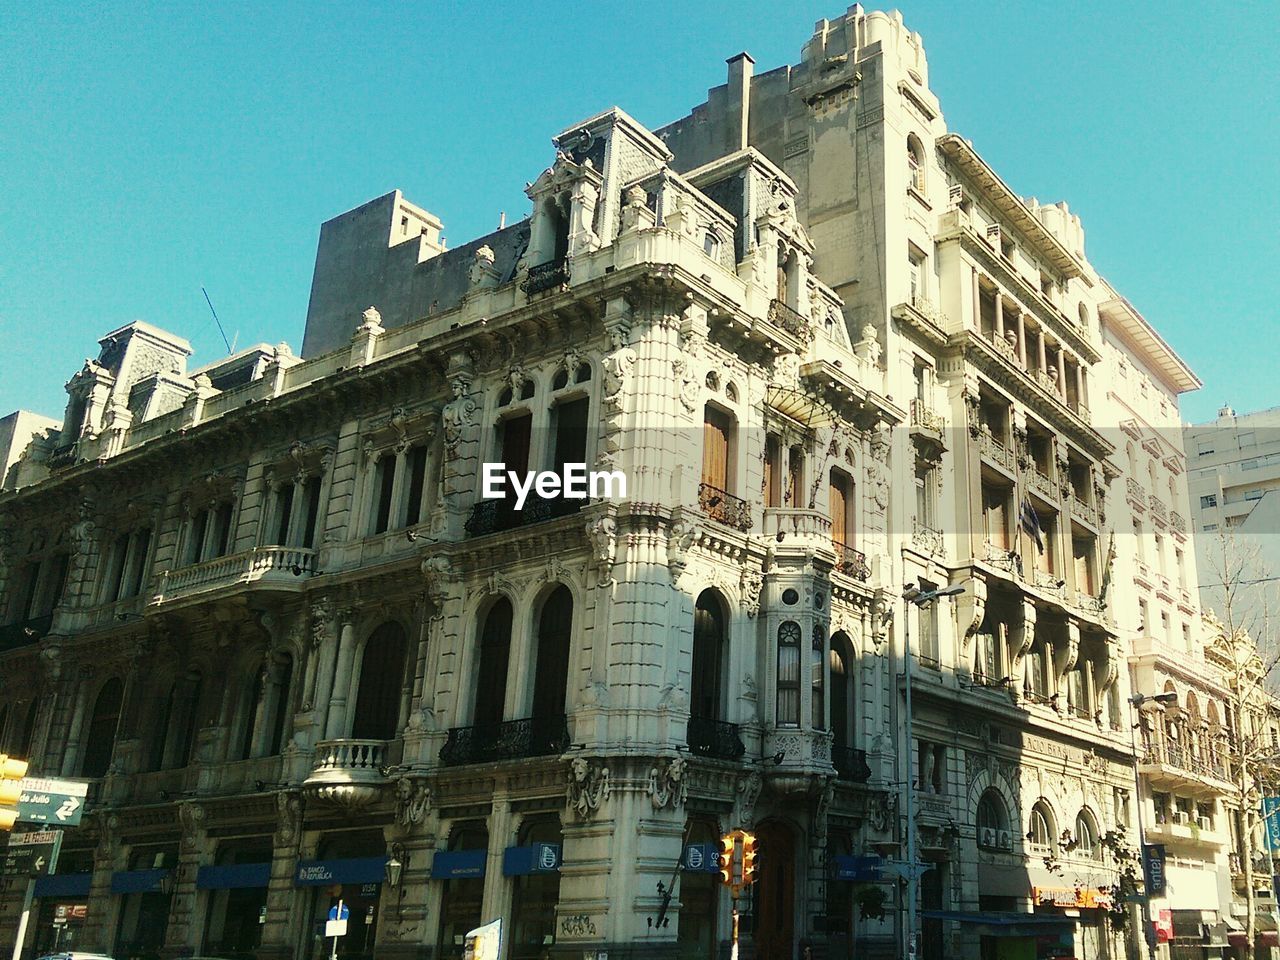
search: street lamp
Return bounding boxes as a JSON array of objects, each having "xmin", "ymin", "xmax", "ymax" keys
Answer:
[
  {"xmin": 1127, "ymin": 690, "xmax": 1178, "ymax": 960},
  {"xmin": 901, "ymin": 583, "xmax": 965, "ymax": 960}
]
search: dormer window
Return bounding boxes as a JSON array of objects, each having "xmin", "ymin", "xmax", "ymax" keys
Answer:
[{"xmin": 703, "ymin": 230, "xmax": 722, "ymax": 260}]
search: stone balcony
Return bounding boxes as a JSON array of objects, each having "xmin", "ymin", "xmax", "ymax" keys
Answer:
[
  {"xmin": 909, "ymin": 399, "xmax": 945, "ymax": 448},
  {"xmin": 150, "ymin": 545, "xmax": 317, "ymax": 607},
  {"xmin": 910, "ymin": 520, "xmax": 943, "ymax": 558},
  {"xmin": 979, "ymin": 432, "xmax": 1015, "ymax": 473},
  {"xmin": 761, "ymin": 507, "xmax": 831, "ymax": 549},
  {"xmin": 1070, "ymin": 494, "xmax": 1098, "ymax": 528},
  {"xmin": 767, "ymin": 298, "xmax": 814, "ymax": 342},
  {"xmin": 304, "ymin": 738, "xmax": 398, "ymax": 812},
  {"xmin": 764, "ymin": 727, "xmax": 833, "ymax": 794}
]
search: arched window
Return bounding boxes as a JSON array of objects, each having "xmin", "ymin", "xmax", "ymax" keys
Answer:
[
  {"xmin": 1028, "ymin": 802, "xmax": 1055, "ymax": 853},
  {"xmin": 474, "ymin": 599, "xmax": 513, "ymax": 727},
  {"xmin": 811, "ymin": 624, "xmax": 826, "ymax": 730},
  {"xmin": 1075, "ymin": 809, "xmax": 1101, "ymax": 860},
  {"xmin": 777, "ymin": 620, "xmax": 802, "ymax": 726},
  {"xmin": 1078, "ymin": 303, "xmax": 1090, "ymax": 328},
  {"xmin": 977, "ymin": 790, "xmax": 1008, "ymax": 848},
  {"xmin": 532, "ymin": 587, "xmax": 573, "ymax": 721},
  {"xmin": 691, "ymin": 590, "xmax": 727, "ymax": 722},
  {"xmin": 907, "ymin": 135, "xmax": 926, "ymax": 192},
  {"xmin": 575, "ymin": 362, "xmax": 592, "ymax": 384},
  {"xmin": 829, "ymin": 633, "xmax": 856, "ymax": 757},
  {"xmin": 351, "ymin": 623, "xmax": 408, "ymax": 741},
  {"xmin": 82, "ymin": 678, "xmax": 123, "ymax": 778}
]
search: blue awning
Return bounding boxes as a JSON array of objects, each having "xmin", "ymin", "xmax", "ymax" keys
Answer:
[
  {"xmin": 197, "ymin": 862, "xmax": 272, "ymax": 890},
  {"xmin": 502, "ymin": 843, "xmax": 561, "ymax": 876},
  {"xmin": 922, "ymin": 911, "xmax": 1076, "ymax": 937},
  {"xmin": 111, "ymin": 868, "xmax": 171, "ymax": 895},
  {"xmin": 294, "ymin": 857, "xmax": 387, "ymax": 887},
  {"xmin": 35, "ymin": 873, "xmax": 92, "ymax": 898},
  {"xmin": 431, "ymin": 849, "xmax": 487, "ymax": 879}
]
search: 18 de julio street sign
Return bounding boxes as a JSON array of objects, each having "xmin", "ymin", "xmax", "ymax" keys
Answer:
[
  {"xmin": 2, "ymin": 830, "xmax": 63, "ymax": 877},
  {"xmin": 17, "ymin": 777, "xmax": 88, "ymax": 827}
]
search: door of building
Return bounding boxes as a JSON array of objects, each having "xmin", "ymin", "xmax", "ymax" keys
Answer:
[{"xmin": 752, "ymin": 821, "xmax": 796, "ymax": 960}]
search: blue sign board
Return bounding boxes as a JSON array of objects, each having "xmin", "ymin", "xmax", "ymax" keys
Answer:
[
  {"xmin": 197, "ymin": 863, "xmax": 272, "ymax": 890},
  {"xmin": 1142, "ymin": 843, "xmax": 1167, "ymax": 897},
  {"xmin": 1263, "ymin": 798, "xmax": 1280, "ymax": 852},
  {"xmin": 110, "ymin": 868, "xmax": 171, "ymax": 895},
  {"xmin": 682, "ymin": 843, "xmax": 721, "ymax": 873},
  {"xmin": 431, "ymin": 849, "xmax": 487, "ymax": 880},
  {"xmin": 503, "ymin": 843, "xmax": 561, "ymax": 877},
  {"xmin": 833, "ymin": 855, "xmax": 883, "ymax": 882},
  {"xmin": 294, "ymin": 857, "xmax": 387, "ymax": 887},
  {"xmin": 328, "ymin": 903, "xmax": 351, "ymax": 921},
  {"xmin": 34, "ymin": 872, "xmax": 92, "ymax": 898}
]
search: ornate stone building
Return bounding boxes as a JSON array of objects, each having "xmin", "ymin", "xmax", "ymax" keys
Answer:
[{"xmin": 0, "ymin": 7, "xmax": 1225, "ymax": 960}]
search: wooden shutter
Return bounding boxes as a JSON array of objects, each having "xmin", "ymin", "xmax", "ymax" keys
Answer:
[
  {"xmin": 702, "ymin": 408, "xmax": 730, "ymax": 491},
  {"xmin": 830, "ymin": 475, "xmax": 848, "ymax": 547}
]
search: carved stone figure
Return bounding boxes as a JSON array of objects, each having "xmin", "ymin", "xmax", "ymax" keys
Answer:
[
  {"xmin": 441, "ymin": 377, "xmax": 476, "ymax": 454},
  {"xmin": 394, "ymin": 777, "xmax": 431, "ymax": 826},
  {"xmin": 567, "ymin": 757, "xmax": 611, "ymax": 820},
  {"xmin": 649, "ymin": 757, "xmax": 688, "ymax": 810},
  {"xmin": 586, "ymin": 516, "xmax": 617, "ymax": 586}
]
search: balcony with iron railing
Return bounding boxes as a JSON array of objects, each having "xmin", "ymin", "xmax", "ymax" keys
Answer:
[
  {"xmin": 151, "ymin": 546, "xmax": 317, "ymax": 606},
  {"xmin": 439, "ymin": 715, "xmax": 570, "ymax": 767},
  {"xmin": 833, "ymin": 543, "xmax": 871, "ymax": 582},
  {"xmin": 0, "ymin": 613, "xmax": 54, "ymax": 652},
  {"xmin": 1170, "ymin": 511, "xmax": 1188, "ymax": 537},
  {"xmin": 465, "ymin": 495, "xmax": 585, "ymax": 538},
  {"xmin": 1070, "ymin": 494, "xmax": 1098, "ymax": 527},
  {"xmin": 1029, "ymin": 466, "xmax": 1057, "ymax": 500},
  {"xmin": 911, "ymin": 520, "xmax": 943, "ymax": 557},
  {"xmin": 1126, "ymin": 478, "xmax": 1146, "ymax": 510},
  {"xmin": 687, "ymin": 716, "xmax": 746, "ymax": 761},
  {"xmin": 832, "ymin": 746, "xmax": 872, "ymax": 783},
  {"xmin": 521, "ymin": 258, "xmax": 570, "ymax": 296},
  {"xmin": 767, "ymin": 299, "xmax": 814, "ymax": 342},
  {"xmin": 1140, "ymin": 741, "xmax": 1231, "ymax": 784},
  {"xmin": 1149, "ymin": 495, "xmax": 1168, "ymax": 522},
  {"xmin": 979, "ymin": 432, "xmax": 1015, "ymax": 472},
  {"xmin": 698, "ymin": 483, "xmax": 752, "ymax": 532}
]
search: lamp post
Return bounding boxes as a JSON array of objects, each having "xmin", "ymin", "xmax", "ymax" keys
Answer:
[
  {"xmin": 901, "ymin": 583, "xmax": 965, "ymax": 960},
  {"xmin": 1127, "ymin": 690, "xmax": 1177, "ymax": 960},
  {"xmin": 385, "ymin": 842, "xmax": 407, "ymax": 920}
]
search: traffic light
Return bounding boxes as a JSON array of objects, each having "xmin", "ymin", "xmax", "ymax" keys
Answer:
[
  {"xmin": 0, "ymin": 754, "xmax": 29, "ymax": 831},
  {"xmin": 741, "ymin": 831, "xmax": 758, "ymax": 886},
  {"xmin": 720, "ymin": 833, "xmax": 735, "ymax": 887}
]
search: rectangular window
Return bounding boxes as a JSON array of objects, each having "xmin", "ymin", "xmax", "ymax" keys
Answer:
[
  {"xmin": 915, "ymin": 463, "xmax": 935, "ymax": 529},
  {"xmin": 550, "ymin": 397, "xmax": 589, "ymax": 474},
  {"xmin": 1026, "ymin": 643, "xmax": 1047, "ymax": 699},
  {"xmin": 108, "ymin": 533, "xmax": 130, "ymax": 601},
  {"xmin": 982, "ymin": 485, "xmax": 1009, "ymax": 549},
  {"xmin": 1138, "ymin": 599, "xmax": 1149, "ymax": 634},
  {"xmin": 702, "ymin": 407, "xmax": 732, "ymax": 493},
  {"xmin": 764, "ymin": 434, "xmax": 782, "ymax": 508},
  {"xmin": 1182, "ymin": 623, "xmax": 1192, "ymax": 652},
  {"xmin": 829, "ymin": 471, "xmax": 853, "ymax": 547},
  {"xmin": 1243, "ymin": 459, "xmax": 1260, "ymax": 471},
  {"xmin": 404, "ymin": 444, "xmax": 429, "ymax": 526},
  {"xmin": 371, "ymin": 456, "xmax": 396, "ymax": 534},
  {"xmin": 1197, "ymin": 441, "xmax": 1215, "ymax": 456},
  {"xmin": 212, "ymin": 502, "xmax": 234, "ymax": 557},
  {"xmin": 274, "ymin": 483, "xmax": 295, "ymax": 545},
  {"xmin": 125, "ymin": 529, "xmax": 151, "ymax": 599},
  {"xmin": 189, "ymin": 509, "xmax": 209, "ymax": 564},
  {"xmin": 776, "ymin": 623, "xmax": 801, "ymax": 726},
  {"xmin": 917, "ymin": 584, "xmax": 939, "ymax": 666},
  {"xmin": 1200, "ymin": 494, "xmax": 1217, "ymax": 508},
  {"xmin": 811, "ymin": 633, "xmax": 825, "ymax": 730},
  {"xmin": 1245, "ymin": 489, "xmax": 1265, "ymax": 502},
  {"xmin": 301, "ymin": 476, "xmax": 323, "ymax": 548},
  {"xmin": 1240, "ymin": 432, "xmax": 1257, "ymax": 448},
  {"xmin": 500, "ymin": 413, "xmax": 534, "ymax": 478}
]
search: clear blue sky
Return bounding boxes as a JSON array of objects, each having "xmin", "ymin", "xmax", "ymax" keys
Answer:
[{"xmin": 2, "ymin": 1, "xmax": 1275, "ymax": 425}]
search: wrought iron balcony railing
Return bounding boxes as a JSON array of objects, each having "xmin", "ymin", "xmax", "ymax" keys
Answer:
[
  {"xmin": 439, "ymin": 715, "xmax": 569, "ymax": 767},
  {"xmin": 834, "ymin": 543, "xmax": 871, "ymax": 581},
  {"xmin": 832, "ymin": 746, "xmax": 872, "ymax": 783},
  {"xmin": 687, "ymin": 717, "xmax": 746, "ymax": 761},
  {"xmin": 909, "ymin": 399, "xmax": 944, "ymax": 434},
  {"xmin": 768, "ymin": 299, "xmax": 814, "ymax": 342},
  {"xmin": 465, "ymin": 495, "xmax": 585, "ymax": 537},
  {"xmin": 697, "ymin": 483, "xmax": 752, "ymax": 532},
  {"xmin": 521, "ymin": 258, "xmax": 570, "ymax": 296},
  {"xmin": 0, "ymin": 613, "xmax": 53, "ymax": 652}
]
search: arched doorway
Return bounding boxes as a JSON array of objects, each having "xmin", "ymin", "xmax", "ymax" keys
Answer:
[
  {"xmin": 751, "ymin": 820, "xmax": 796, "ymax": 960},
  {"xmin": 351, "ymin": 623, "xmax": 408, "ymax": 741}
]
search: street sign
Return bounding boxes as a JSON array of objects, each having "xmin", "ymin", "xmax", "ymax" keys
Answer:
[
  {"xmin": 327, "ymin": 903, "xmax": 351, "ymax": 921},
  {"xmin": 879, "ymin": 859, "xmax": 933, "ymax": 882},
  {"xmin": 16, "ymin": 778, "xmax": 89, "ymax": 827},
  {"xmin": 2, "ymin": 831, "xmax": 62, "ymax": 878},
  {"xmin": 1142, "ymin": 843, "xmax": 1167, "ymax": 896}
]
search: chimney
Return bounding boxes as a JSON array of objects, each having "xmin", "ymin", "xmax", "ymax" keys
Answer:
[{"xmin": 726, "ymin": 52, "xmax": 754, "ymax": 153}]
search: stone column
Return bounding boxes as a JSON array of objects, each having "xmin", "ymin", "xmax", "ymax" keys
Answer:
[
  {"xmin": 1037, "ymin": 329, "xmax": 1048, "ymax": 376},
  {"xmin": 308, "ymin": 604, "xmax": 339, "ymax": 734},
  {"xmin": 165, "ymin": 803, "xmax": 211, "ymax": 953},
  {"xmin": 252, "ymin": 654, "xmax": 288, "ymax": 758},
  {"xmin": 260, "ymin": 793, "xmax": 304, "ymax": 960},
  {"xmin": 994, "ymin": 290, "xmax": 1004, "ymax": 339},
  {"xmin": 324, "ymin": 617, "xmax": 359, "ymax": 739},
  {"xmin": 481, "ymin": 796, "xmax": 516, "ymax": 938},
  {"xmin": 59, "ymin": 672, "xmax": 91, "ymax": 776},
  {"xmin": 1016, "ymin": 311, "xmax": 1027, "ymax": 367}
]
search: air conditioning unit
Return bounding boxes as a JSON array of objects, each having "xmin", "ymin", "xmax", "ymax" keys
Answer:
[
  {"xmin": 979, "ymin": 827, "xmax": 996, "ymax": 848},
  {"xmin": 1172, "ymin": 811, "xmax": 1189, "ymax": 825},
  {"xmin": 949, "ymin": 184, "xmax": 965, "ymax": 208},
  {"xmin": 998, "ymin": 830, "xmax": 1012, "ymax": 850},
  {"xmin": 986, "ymin": 223, "xmax": 1002, "ymax": 248}
]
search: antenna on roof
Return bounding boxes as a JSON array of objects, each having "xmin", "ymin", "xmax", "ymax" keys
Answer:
[
  {"xmin": 201, "ymin": 286, "xmax": 234, "ymax": 355},
  {"xmin": 499, "ymin": 210, "xmax": 506, "ymax": 230}
]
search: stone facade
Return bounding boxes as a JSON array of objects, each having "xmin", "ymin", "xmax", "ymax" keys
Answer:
[{"xmin": 0, "ymin": 7, "xmax": 1253, "ymax": 960}]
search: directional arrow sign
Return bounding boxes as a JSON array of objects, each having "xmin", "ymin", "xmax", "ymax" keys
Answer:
[
  {"xmin": 2, "ymin": 830, "xmax": 62, "ymax": 878},
  {"xmin": 16, "ymin": 777, "xmax": 89, "ymax": 826},
  {"xmin": 879, "ymin": 859, "xmax": 935, "ymax": 882}
]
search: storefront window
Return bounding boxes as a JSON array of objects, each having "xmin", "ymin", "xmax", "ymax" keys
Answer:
[
  {"xmin": 437, "ymin": 823, "xmax": 488, "ymax": 960},
  {"xmin": 113, "ymin": 846, "xmax": 178, "ymax": 960},
  {"xmin": 202, "ymin": 839, "xmax": 273, "ymax": 958},
  {"xmin": 677, "ymin": 820, "xmax": 720, "ymax": 960},
  {"xmin": 510, "ymin": 818, "xmax": 562, "ymax": 960},
  {"xmin": 31, "ymin": 847, "xmax": 95, "ymax": 955},
  {"xmin": 303, "ymin": 831, "xmax": 385, "ymax": 960}
]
